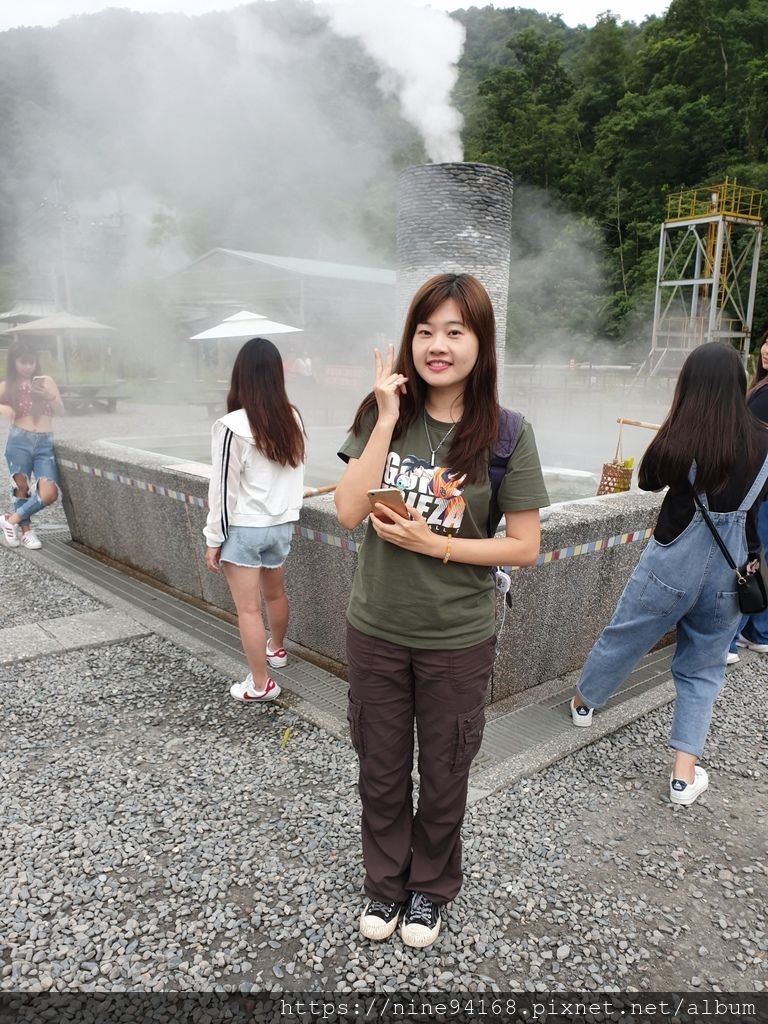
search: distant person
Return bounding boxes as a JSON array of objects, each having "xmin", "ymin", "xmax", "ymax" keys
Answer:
[
  {"xmin": 295, "ymin": 351, "xmax": 313, "ymax": 378},
  {"xmin": 203, "ymin": 337, "xmax": 306, "ymax": 703},
  {"xmin": 335, "ymin": 273, "xmax": 549, "ymax": 948},
  {"xmin": 572, "ymin": 343, "xmax": 768, "ymax": 806},
  {"xmin": 0, "ymin": 340, "xmax": 65, "ymax": 549},
  {"xmin": 729, "ymin": 328, "xmax": 768, "ymax": 663}
]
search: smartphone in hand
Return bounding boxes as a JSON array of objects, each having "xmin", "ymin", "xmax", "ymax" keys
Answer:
[{"xmin": 367, "ymin": 487, "xmax": 412, "ymax": 524}]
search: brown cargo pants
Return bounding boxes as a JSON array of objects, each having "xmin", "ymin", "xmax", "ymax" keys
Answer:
[{"xmin": 346, "ymin": 623, "xmax": 495, "ymax": 905}]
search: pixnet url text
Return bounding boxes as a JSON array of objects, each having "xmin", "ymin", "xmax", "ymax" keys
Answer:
[{"xmin": 280, "ymin": 996, "xmax": 757, "ymax": 1021}]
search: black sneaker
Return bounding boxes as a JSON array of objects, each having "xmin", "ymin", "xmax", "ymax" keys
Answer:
[
  {"xmin": 400, "ymin": 891, "xmax": 442, "ymax": 948},
  {"xmin": 359, "ymin": 899, "xmax": 402, "ymax": 941}
]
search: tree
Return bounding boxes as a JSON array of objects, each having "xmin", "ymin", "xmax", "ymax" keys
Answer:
[{"xmin": 465, "ymin": 30, "xmax": 580, "ymax": 190}]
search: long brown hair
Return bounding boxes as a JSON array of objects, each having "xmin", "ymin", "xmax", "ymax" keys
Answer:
[
  {"xmin": 748, "ymin": 328, "xmax": 768, "ymax": 397},
  {"xmin": 350, "ymin": 273, "xmax": 499, "ymax": 483},
  {"xmin": 227, "ymin": 337, "xmax": 305, "ymax": 467},
  {"xmin": 4, "ymin": 340, "xmax": 42, "ymax": 416},
  {"xmin": 641, "ymin": 342, "xmax": 764, "ymax": 494}
]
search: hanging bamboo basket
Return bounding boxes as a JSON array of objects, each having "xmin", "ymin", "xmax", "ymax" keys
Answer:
[{"xmin": 596, "ymin": 424, "xmax": 633, "ymax": 495}]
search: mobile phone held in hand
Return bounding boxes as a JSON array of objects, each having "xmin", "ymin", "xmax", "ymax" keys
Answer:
[{"xmin": 367, "ymin": 487, "xmax": 412, "ymax": 523}]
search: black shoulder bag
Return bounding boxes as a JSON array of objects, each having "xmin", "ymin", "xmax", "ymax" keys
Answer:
[{"xmin": 691, "ymin": 489, "xmax": 768, "ymax": 614}]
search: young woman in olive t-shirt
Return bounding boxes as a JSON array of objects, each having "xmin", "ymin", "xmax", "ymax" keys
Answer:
[{"xmin": 335, "ymin": 273, "xmax": 549, "ymax": 948}]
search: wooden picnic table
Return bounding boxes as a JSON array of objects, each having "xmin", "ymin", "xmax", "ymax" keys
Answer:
[{"xmin": 59, "ymin": 383, "xmax": 126, "ymax": 414}]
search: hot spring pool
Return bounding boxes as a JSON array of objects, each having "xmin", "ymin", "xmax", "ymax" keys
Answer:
[{"xmin": 101, "ymin": 429, "xmax": 600, "ymax": 503}]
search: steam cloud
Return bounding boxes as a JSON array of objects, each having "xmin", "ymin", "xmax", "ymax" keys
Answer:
[{"xmin": 318, "ymin": 0, "xmax": 465, "ymax": 163}]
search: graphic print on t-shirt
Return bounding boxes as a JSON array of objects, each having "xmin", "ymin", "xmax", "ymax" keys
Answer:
[{"xmin": 382, "ymin": 450, "xmax": 466, "ymax": 534}]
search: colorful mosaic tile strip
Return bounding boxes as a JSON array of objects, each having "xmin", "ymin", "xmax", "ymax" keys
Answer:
[
  {"xmin": 58, "ymin": 458, "xmax": 652, "ymax": 563},
  {"xmin": 57, "ymin": 458, "xmax": 208, "ymax": 509},
  {"xmin": 293, "ymin": 524, "xmax": 361, "ymax": 553},
  {"xmin": 511, "ymin": 526, "xmax": 654, "ymax": 571}
]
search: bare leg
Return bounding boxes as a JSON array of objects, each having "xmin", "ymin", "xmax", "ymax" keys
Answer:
[
  {"xmin": 222, "ymin": 563, "xmax": 270, "ymax": 690},
  {"xmin": 22, "ymin": 479, "xmax": 58, "ymax": 532},
  {"xmin": 36, "ymin": 479, "xmax": 59, "ymax": 508},
  {"xmin": 8, "ymin": 474, "xmax": 29, "ymax": 526},
  {"xmin": 9, "ymin": 477, "xmax": 58, "ymax": 529},
  {"xmin": 672, "ymin": 751, "xmax": 697, "ymax": 784},
  {"xmin": 260, "ymin": 565, "xmax": 289, "ymax": 650}
]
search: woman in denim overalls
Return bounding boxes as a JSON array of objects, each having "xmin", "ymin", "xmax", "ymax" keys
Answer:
[
  {"xmin": 729, "ymin": 328, "xmax": 768, "ymax": 661},
  {"xmin": 0, "ymin": 340, "xmax": 65, "ymax": 549},
  {"xmin": 572, "ymin": 344, "xmax": 768, "ymax": 806}
]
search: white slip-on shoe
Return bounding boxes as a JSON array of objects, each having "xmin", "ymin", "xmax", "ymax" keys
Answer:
[
  {"xmin": 570, "ymin": 696, "xmax": 593, "ymax": 727},
  {"xmin": 736, "ymin": 634, "xmax": 768, "ymax": 653},
  {"xmin": 670, "ymin": 765, "xmax": 709, "ymax": 806}
]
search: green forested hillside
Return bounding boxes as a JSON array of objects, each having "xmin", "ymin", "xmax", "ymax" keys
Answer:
[
  {"xmin": 0, "ymin": 0, "xmax": 765, "ymax": 354},
  {"xmin": 458, "ymin": 0, "xmax": 768, "ymax": 349}
]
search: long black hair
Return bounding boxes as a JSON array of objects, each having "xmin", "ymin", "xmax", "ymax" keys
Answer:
[
  {"xmin": 4, "ymin": 340, "xmax": 42, "ymax": 416},
  {"xmin": 641, "ymin": 342, "xmax": 765, "ymax": 494},
  {"xmin": 227, "ymin": 337, "xmax": 305, "ymax": 467},
  {"xmin": 350, "ymin": 273, "xmax": 499, "ymax": 484}
]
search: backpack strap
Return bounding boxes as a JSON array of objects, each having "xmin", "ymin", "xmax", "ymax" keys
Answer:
[{"xmin": 487, "ymin": 407, "xmax": 525, "ymax": 537}]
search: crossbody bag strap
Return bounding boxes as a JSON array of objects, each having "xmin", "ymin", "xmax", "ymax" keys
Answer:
[
  {"xmin": 687, "ymin": 459, "xmax": 709, "ymax": 508},
  {"xmin": 690, "ymin": 487, "xmax": 737, "ymax": 571}
]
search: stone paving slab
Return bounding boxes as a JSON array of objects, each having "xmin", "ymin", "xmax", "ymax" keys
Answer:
[
  {"xmin": 0, "ymin": 622, "xmax": 61, "ymax": 663},
  {"xmin": 1, "ymin": 608, "xmax": 151, "ymax": 665}
]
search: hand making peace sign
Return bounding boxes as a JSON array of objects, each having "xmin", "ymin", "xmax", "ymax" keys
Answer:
[{"xmin": 372, "ymin": 344, "xmax": 408, "ymax": 427}]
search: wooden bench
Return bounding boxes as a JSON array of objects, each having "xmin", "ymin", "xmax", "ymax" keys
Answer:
[{"xmin": 59, "ymin": 384, "xmax": 126, "ymax": 414}]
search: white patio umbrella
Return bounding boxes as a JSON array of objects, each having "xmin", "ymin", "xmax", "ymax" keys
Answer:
[
  {"xmin": 0, "ymin": 301, "xmax": 65, "ymax": 324},
  {"xmin": 189, "ymin": 310, "xmax": 302, "ymax": 340},
  {"xmin": 0, "ymin": 313, "xmax": 115, "ymax": 336},
  {"xmin": 1, "ymin": 313, "xmax": 116, "ymax": 382}
]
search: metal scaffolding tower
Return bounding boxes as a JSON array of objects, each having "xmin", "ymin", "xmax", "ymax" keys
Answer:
[{"xmin": 646, "ymin": 179, "xmax": 764, "ymax": 376}]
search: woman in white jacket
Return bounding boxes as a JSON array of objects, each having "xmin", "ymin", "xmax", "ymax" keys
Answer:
[{"xmin": 204, "ymin": 337, "xmax": 306, "ymax": 703}]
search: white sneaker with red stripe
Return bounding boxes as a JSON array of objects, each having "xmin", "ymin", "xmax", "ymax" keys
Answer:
[
  {"xmin": 0, "ymin": 514, "xmax": 19, "ymax": 548},
  {"xmin": 266, "ymin": 640, "xmax": 288, "ymax": 668},
  {"xmin": 229, "ymin": 675, "xmax": 281, "ymax": 703}
]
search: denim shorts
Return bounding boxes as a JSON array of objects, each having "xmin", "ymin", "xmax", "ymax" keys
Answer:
[
  {"xmin": 5, "ymin": 425, "xmax": 60, "ymax": 487},
  {"xmin": 220, "ymin": 523, "xmax": 294, "ymax": 568}
]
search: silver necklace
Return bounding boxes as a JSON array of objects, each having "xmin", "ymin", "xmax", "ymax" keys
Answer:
[{"xmin": 423, "ymin": 408, "xmax": 458, "ymax": 467}]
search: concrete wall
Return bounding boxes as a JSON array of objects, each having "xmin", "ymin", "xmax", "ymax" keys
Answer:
[{"xmin": 56, "ymin": 440, "xmax": 663, "ymax": 702}]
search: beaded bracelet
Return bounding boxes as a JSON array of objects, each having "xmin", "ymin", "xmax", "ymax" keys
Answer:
[{"xmin": 442, "ymin": 533, "xmax": 453, "ymax": 564}]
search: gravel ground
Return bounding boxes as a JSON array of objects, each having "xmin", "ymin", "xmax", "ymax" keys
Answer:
[
  {"xmin": 0, "ymin": 545, "xmax": 102, "ymax": 627},
  {"xmin": 1, "ymin": 625, "xmax": 767, "ymax": 994}
]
